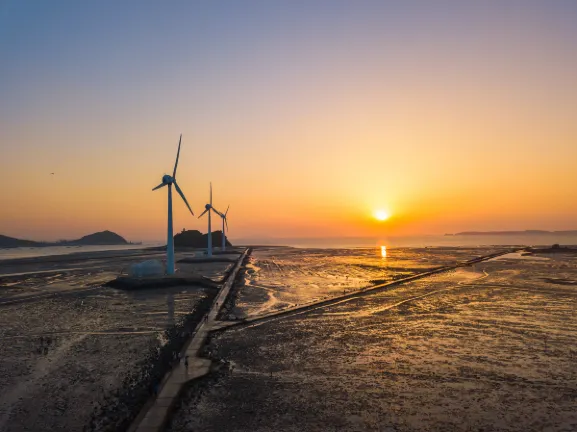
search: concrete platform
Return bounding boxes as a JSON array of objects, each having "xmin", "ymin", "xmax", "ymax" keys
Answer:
[
  {"xmin": 105, "ymin": 273, "xmax": 219, "ymax": 290},
  {"xmin": 177, "ymin": 256, "xmax": 237, "ymax": 264},
  {"xmin": 212, "ymin": 250, "xmax": 243, "ymax": 255},
  {"xmin": 129, "ymin": 248, "xmax": 249, "ymax": 432}
]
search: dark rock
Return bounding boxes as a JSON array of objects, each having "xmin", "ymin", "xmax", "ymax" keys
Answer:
[{"xmin": 174, "ymin": 229, "xmax": 232, "ymax": 248}]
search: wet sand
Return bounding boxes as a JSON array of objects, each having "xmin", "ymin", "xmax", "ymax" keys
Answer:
[
  {"xmin": 170, "ymin": 247, "xmax": 577, "ymax": 432},
  {"xmin": 0, "ymin": 249, "xmax": 233, "ymax": 432},
  {"xmin": 229, "ymin": 246, "xmax": 504, "ymax": 318}
]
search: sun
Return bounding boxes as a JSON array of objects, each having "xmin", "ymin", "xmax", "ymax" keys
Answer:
[{"xmin": 374, "ymin": 209, "xmax": 390, "ymax": 221}]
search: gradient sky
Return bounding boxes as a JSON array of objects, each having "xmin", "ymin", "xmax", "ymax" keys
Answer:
[{"xmin": 1, "ymin": 1, "xmax": 577, "ymax": 242}]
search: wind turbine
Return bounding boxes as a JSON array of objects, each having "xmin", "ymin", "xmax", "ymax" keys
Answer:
[
  {"xmin": 198, "ymin": 183, "xmax": 220, "ymax": 257},
  {"xmin": 217, "ymin": 205, "xmax": 230, "ymax": 251},
  {"xmin": 152, "ymin": 134, "xmax": 194, "ymax": 275}
]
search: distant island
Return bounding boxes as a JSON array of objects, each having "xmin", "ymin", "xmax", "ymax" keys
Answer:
[
  {"xmin": 446, "ymin": 230, "xmax": 577, "ymax": 236},
  {"xmin": 174, "ymin": 229, "xmax": 231, "ymax": 248},
  {"xmin": 0, "ymin": 230, "xmax": 129, "ymax": 248}
]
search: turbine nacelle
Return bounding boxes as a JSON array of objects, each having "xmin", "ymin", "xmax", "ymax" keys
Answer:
[
  {"xmin": 162, "ymin": 174, "xmax": 174, "ymax": 185},
  {"xmin": 199, "ymin": 203, "xmax": 220, "ymax": 218},
  {"xmin": 221, "ymin": 205, "xmax": 229, "ymax": 221}
]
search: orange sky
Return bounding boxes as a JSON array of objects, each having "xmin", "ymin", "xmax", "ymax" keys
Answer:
[{"xmin": 1, "ymin": 2, "xmax": 577, "ymax": 242}]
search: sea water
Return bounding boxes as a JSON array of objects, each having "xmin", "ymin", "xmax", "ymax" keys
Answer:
[
  {"xmin": 232, "ymin": 234, "xmax": 577, "ymax": 249},
  {"xmin": 0, "ymin": 242, "xmax": 163, "ymax": 261}
]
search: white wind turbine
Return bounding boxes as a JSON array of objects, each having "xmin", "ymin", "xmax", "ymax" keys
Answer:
[
  {"xmin": 198, "ymin": 182, "xmax": 220, "ymax": 257},
  {"xmin": 152, "ymin": 134, "xmax": 194, "ymax": 274},
  {"xmin": 217, "ymin": 205, "xmax": 230, "ymax": 251}
]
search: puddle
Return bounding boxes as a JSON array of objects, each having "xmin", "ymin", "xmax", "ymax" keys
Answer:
[{"xmin": 487, "ymin": 252, "xmax": 549, "ymax": 261}]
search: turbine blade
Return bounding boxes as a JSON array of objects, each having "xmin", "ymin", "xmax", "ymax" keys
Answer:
[
  {"xmin": 210, "ymin": 182, "xmax": 212, "ymax": 205},
  {"xmin": 152, "ymin": 182, "xmax": 166, "ymax": 191},
  {"xmin": 211, "ymin": 207, "xmax": 223, "ymax": 217},
  {"xmin": 198, "ymin": 208, "xmax": 208, "ymax": 218},
  {"xmin": 173, "ymin": 181, "xmax": 194, "ymax": 216},
  {"xmin": 173, "ymin": 134, "xmax": 182, "ymax": 178},
  {"xmin": 225, "ymin": 205, "xmax": 230, "ymax": 216},
  {"xmin": 225, "ymin": 218, "xmax": 229, "ymax": 230}
]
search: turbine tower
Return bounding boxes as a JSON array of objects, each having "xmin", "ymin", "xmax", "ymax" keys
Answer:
[
  {"xmin": 198, "ymin": 182, "xmax": 220, "ymax": 257},
  {"xmin": 152, "ymin": 134, "xmax": 194, "ymax": 274},
  {"xmin": 218, "ymin": 205, "xmax": 230, "ymax": 251}
]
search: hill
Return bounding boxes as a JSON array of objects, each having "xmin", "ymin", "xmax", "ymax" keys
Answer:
[
  {"xmin": 0, "ymin": 234, "xmax": 45, "ymax": 248},
  {"xmin": 70, "ymin": 230, "xmax": 128, "ymax": 245},
  {"xmin": 174, "ymin": 229, "xmax": 204, "ymax": 247},
  {"xmin": 174, "ymin": 229, "xmax": 232, "ymax": 248},
  {"xmin": 204, "ymin": 231, "xmax": 232, "ymax": 248},
  {"xmin": 0, "ymin": 231, "xmax": 129, "ymax": 248}
]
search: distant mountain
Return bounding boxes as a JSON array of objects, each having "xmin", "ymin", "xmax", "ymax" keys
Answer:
[
  {"xmin": 0, "ymin": 235, "xmax": 45, "ymax": 248},
  {"xmin": 0, "ymin": 230, "xmax": 129, "ymax": 248},
  {"xmin": 69, "ymin": 230, "xmax": 129, "ymax": 245},
  {"xmin": 174, "ymin": 229, "xmax": 232, "ymax": 248},
  {"xmin": 447, "ymin": 230, "xmax": 577, "ymax": 236}
]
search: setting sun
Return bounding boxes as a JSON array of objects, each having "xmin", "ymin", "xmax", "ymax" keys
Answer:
[{"xmin": 374, "ymin": 210, "xmax": 390, "ymax": 221}]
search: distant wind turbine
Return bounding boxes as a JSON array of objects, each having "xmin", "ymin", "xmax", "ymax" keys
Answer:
[
  {"xmin": 152, "ymin": 134, "xmax": 194, "ymax": 274},
  {"xmin": 198, "ymin": 182, "xmax": 220, "ymax": 257},
  {"xmin": 217, "ymin": 205, "xmax": 230, "ymax": 251}
]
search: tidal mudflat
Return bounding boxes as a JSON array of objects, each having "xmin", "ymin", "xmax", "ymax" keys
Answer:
[
  {"xmin": 228, "ymin": 246, "xmax": 504, "ymax": 318},
  {"xmin": 0, "ymin": 249, "xmax": 233, "ymax": 432},
  {"xmin": 171, "ymin": 248, "xmax": 577, "ymax": 432}
]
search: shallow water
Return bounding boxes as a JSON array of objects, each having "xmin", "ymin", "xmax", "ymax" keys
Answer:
[
  {"xmin": 231, "ymin": 246, "xmax": 504, "ymax": 318},
  {"xmin": 0, "ymin": 242, "xmax": 163, "ymax": 261},
  {"xmin": 487, "ymin": 252, "xmax": 550, "ymax": 261}
]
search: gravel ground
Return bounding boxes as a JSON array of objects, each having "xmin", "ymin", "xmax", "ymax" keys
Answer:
[{"xmin": 170, "ymin": 249, "xmax": 577, "ymax": 432}]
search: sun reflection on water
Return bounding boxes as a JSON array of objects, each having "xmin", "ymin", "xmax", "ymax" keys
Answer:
[{"xmin": 381, "ymin": 245, "xmax": 387, "ymax": 258}]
